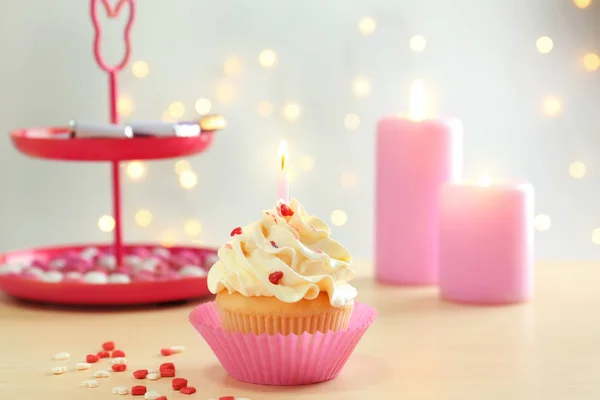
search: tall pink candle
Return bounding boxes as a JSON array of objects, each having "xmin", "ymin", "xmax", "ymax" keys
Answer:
[
  {"xmin": 439, "ymin": 179, "xmax": 534, "ymax": 304},
  {"xmin": 375, "ymin": 81, "xmax": 462, "ymax": 285}
]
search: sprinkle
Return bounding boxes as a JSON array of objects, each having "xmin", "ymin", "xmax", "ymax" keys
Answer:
[
  {"xmin": 160, "ymin": 348, "xmax": 174, "ymax": 356},
  {"xmin": 76, "ymin": 362, "xmax": 92, "ymax": 370},
  {"xmin": 219, "ymin": 397, "xmax": 235, "ymax": 400},
  {"xmin": 131, "ymin": 385, "xmax": 147, "ymax": 396},
  {"xmin": 112, "ymin": 363, "xmax": 127, "ymax": 372},
  {"xmin": 111, "ymin": 357, "xmax": 127, "ymax": 364},
  {"xmin": 224, "ymin": 243, "xmax": 233, "ymax": 249},
  {"xmin": 170, "ymin": 345, "xmax": 185, "ymax": 353},
  {"xmin": 102, "ymin": 341, "xmax": 115, "ymax": 351},
  {"xmin": 112, "ymin": 386, "xmax": 129, "ymax": 395},
  {"xmin": 112, "ymin": 350, "xmax": 125, "ymax": 357},
  {"xmin": 81, "ymin": 379, "xmax": 98, "ymax": 388},
  {"xmin": 53, "ymin": 352, "xmax": 70, "ymax": 360},
  {"xmin": 230, "ymin": 227, "xmax": 243, "ymax": 236},
  {"xmin": 86, "ymin": 354, "xmax": 100, "ymax": 363},
  {"xmin": 280, "ymin": 203, "xmax": 294, "ymax": 217},
  {"xmin": 180, "ymin": 387, "xmax": 196, "ymax": 395},
  {"xmin": 97, "ymin": 350, "xmax": 110, "ymax": 358},
  {"xmin": 93, "ymin": 369, "xmax": 111, "ymax": 378},
  {"xmin": 160, "ymin": 369, "xmax": 175, "ymax": 377},
  {"xmin": 269, "ymin": 271, "xmax": 284, "ymax": 285},
  {"xmin": 172, "ymin": 378, "xmax": 188, "ymax": 390},
  {"xmin": 144, "ymin": 390, "xmax": 162, "ymax": 400},
  {"xmin": 315, "ymin": 249, "xmax": 323, "ymax": 254},
  {"xmin": 133, "ymin": 369, "xmax": 148, "ymax": 379},
  {"xmin": 159, "ymin": 362, "xmax": 175, "ymax": 371},
  {"xmin": 146, "ymin": 372, "xmax": 161, "ymax": 380},
  {"xmin": 270, "ymin": 241, "xmax": 278, "ymax": 248},
  {"xmin": 51, "ymin": 366, "xmax": 67, "ymax": 375},
  {"xmin": 155, "ymin": 397, "xmax": 167, "ymax": 400}
]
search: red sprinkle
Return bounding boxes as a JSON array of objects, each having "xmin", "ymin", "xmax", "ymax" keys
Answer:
[
  {"xmin": 133, "ymin": 369, "xmax": 148, "ymax": 379},
  {"xmin": 96, "ymin": 350, "xmax": 110, "ymax": 358},
  {"xmin": 156, "ymin": 397, "xmax": 168, "ymax": 400},
  {"xmin": 160, "ymin": 348, "xmax": 174, "ymax": 356},
  {"xmin": 280, "ymin": 203, "xmax": 294, "ymax": 217},
  {"xmin": 111, "ymin": 363, "xmax": 127, "ymax": 372},
  {"xmin": 230, "ymin": 227, "xmax": 243, "ymax": 236},
  {"xmin": 102, "ymin": 341, "xmax": 115, "ymax": 351},
  {"xmin": 180, "ymin": 387, "xmax": 196, "ymax": 395},
  {"xmin": 160, "ymin": 369, "xmax": 175, "ymax": 377},
  {"xmin": 172, "ymin": 378, "xmax": 188, "ymax": 390},
  {"xmin": 131, "ymin": 385, "xmax": 147, "ymax": 396},
  {"xmin": 112, "ymin": 350, "xmax": 125, "ymax": 358},
  {"xmin": 269, "ymin": 271, "xmax": 284, "ymax": 285},
  {"xmin": 86, "ymin": 354, "xmax": 99, "ymax": 363},
  {"xmin": 159, "ymin": 362, "xmax": 175, "ymax": 371},
  {"xmin": 224, "ymin": 243, "xmax": 233, "ymax": 249},
  {"xmin": 270, "ymin": 241, "xmax": 278, "ymax": 248},
  {"xmin": 219, "ymin": 397, "xmax": 235, "ymax": 400}
]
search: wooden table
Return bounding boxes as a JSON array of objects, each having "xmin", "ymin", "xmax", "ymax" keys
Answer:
[{"xmin": 1, "ymin": 261, "xmax": 599, "ymax": 399}]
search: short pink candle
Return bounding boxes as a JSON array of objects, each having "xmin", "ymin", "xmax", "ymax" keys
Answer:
[
  {"xmin": 375, "ymin": 82, "xmax": 462, "ymax": 285},
  {"xmin": 439, "ymin": 179, "xmax": 534, "ymax": 304}
]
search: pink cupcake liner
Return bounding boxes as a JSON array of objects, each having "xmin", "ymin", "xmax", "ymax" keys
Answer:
[{"xmin": 189, "ymin": 301, "xmax": 377, "ymax": 386}]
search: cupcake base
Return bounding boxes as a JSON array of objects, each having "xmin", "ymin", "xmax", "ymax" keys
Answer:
[
  {"xmin": 216, "ymin": 291, "xmax": 354, "ymax": 335},
  {"xmin": 189, "ymin": 301, "xmax": 377, "ymax": 385}
]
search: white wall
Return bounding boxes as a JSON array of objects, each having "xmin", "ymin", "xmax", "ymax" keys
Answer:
[{"xmin": 0, "ymin": 0, "xmax": 598, "ymax": 260}]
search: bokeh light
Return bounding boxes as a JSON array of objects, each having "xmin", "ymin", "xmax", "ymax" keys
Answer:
[
  {"xmin": 344, "ymin": 114, "xmax": 361, "ymax": 130},
  {"xmin": 569, "ymin": 161, "xmax": 586, "ymax": 179},
  {"xmin": 135, "ymin": 209, "xmax": 152, "ymax": 227},
  {"xmin": 257, "ymin": 101, "xmax": 274, "ymax": 117},
  {"xmin": 131, "ymin": 61, "xmax": 149, "ymax": 78},
  {"xmin": 259, "ymin": 49, "xmax": 278, "ymax": 69},
  {"xmin": 283, "ymin": 103, "xmax": 301, "ymax": 121},
  {"xmin": 542, "ymin": 96, "xmax": 562, "ymax": 117},
  {"xmin": 409, "ymin": 35, "xmax": 427, "ymax": 52},
  {"xmin": 98, "ymin": 215, "xmax": 115, "ymax": 232},
  {"xmin": 224, "ymin": 57, "xmax": 242, "ymax": 76},
  {"xmin": 574, "ymin": 0, "xmax": 591, "ymax": 9},
  {"xmin": 160, "ymin": 231, "xmax": 177, "ymax": 247},
  {"xmin": 168, "ymin": 101, "xmax": 185, "ymax": 118},
  {"xmin": 195, "ymin": 98, "xmax": 212, "ymax": 115},
  {"xmin": 352, "ymin": 76, "xmax": 371, "ymax": 97},
  {"xmin": 117, "ymin": 96, "xmax": 134, "ymax": 116},
  {"xmin": 331, "ymin": 210, "xmax": 348, "ymax": 226},
  {"xmin": 184, "ymin": 219, "xmax": 203, "ymax": 237},
  {"xmin": 179, "ymin": 170, "xmax": 197, "ymax": 189},
  {"xmin": 126, "ymin": 161, "xmax": 145, "ymax": 180},
  {"xmin": 592, "ymin": 228, "xmax": 600, "ymax": 245},
  {"xmin": 536, "ymin": 36, "xmax": 554, "ymax": 54},
  {"xmin": 358, "ymin": 17, "xmax": 376, "ymax": 36},
  {"xmin": 583, "ymin": 53, "xmax": 600, "ymax": 72},
  {"xmin": 534, "ymin": 214, "xmax": 551, "ymax": 231}
]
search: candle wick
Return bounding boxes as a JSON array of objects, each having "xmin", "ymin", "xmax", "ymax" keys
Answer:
[{"xmin": 281, "ymin": 156, "xmax": 285, "ymax": 170}]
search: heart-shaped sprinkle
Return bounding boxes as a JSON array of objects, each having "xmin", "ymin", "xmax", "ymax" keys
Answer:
[
  {"xmin": 230, "ymin": 227, "xmax": 243, "ymax": 236},
  {"xmin": 270, "ymin": 241, "xmax": 278, "ymax": 248},
  {"xmin": 280, "ymin": 203, "xmax": 294, "ymax": 217},
  {"xmin": 269, "ymin": 271, "xmax": 284, "ymax": 285}
]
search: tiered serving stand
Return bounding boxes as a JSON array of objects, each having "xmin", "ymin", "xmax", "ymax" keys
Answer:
[{"xmin": 0, "ymin": 0, "xmax": 217, "ymax": 305}]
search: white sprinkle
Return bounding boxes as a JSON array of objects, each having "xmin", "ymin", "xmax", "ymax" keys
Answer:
[
  {"xmin": 144, "ymin": 390, "xmax": 161, "ymax": 400},
  {"xmin": 112, "ymin": 386, "xmax": 129, "ymax": 395},
  {"xmin": 135, "ymin": 258, "xmax": 160, "ymax": 272},
  {"xmin": 76, "ymin": 362, "xmax": 92, "ymax": 370},
  {"xmin": 178, "ymin": 265, "xmax": 207, "ymax": 278},
  {"xmin": 0, "ymin": 263, "xmax": 25, "ymax": 276},
  {"xmin": 52, "ymin": 366, "xmax": 67, "ymax": 375},
  {"xmin": 110, "ymin": 357, "xmax": 127, "ymax": 365},
  {"xmin": 108, "ymin": 273, "xmax": 131, "ymax": 284},
  {"xmin": 124, "ymin": 255, "xmax": 143, "ymax": 266},
  {"xmin": 80, "ymin": 247, "xmax": 100, "ymax": 261},
  {"xmin": 146, "ymin": 372, "xmax": 161, "ymax": 380},
  {"xmin": 98, "ymin": 255, "xmax": 117, "ymax": 270},
  {"xmin": 42, "ymin": 271, "xmax": 64, "ymax": 283},
  {"xmin": 93, "ymin": 369, "xmax": 111, "ymax": 378},
  {"xmin": 23, "ymin": 266, "xmax": 44, "ymax": 278},
  {"xmin": 53, "ymin": 352, "xmax": 70, "ymax": 360},
  {"xmin": 66, "ymin": 271, "xmax": 83, "ymax": 280},
  {"xmin": 170, "ymin": 345, "xmax": 185, "ymax": 353},
  {"xmin": 83, "ymin": 271, "xmax": 108, "ymax": 284},
  {"xmin": 152, "ymin": 247, "xmax": 171, "ymax": 258},
  {"xmin": 82, "ymin": 379, "xmax": 98, "ymax": 388},
  {"xmin": 49, "ymin": 258, "xmax": 67, "ymax": 269},
  {"xmin": 147, "ymin": 368, "xmax": 159, "ymax": 374}
]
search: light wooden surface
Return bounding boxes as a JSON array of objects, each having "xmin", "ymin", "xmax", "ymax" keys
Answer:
[{"xmin": 2, "ymin": 260, "xmax": 600, "ymax": 399}]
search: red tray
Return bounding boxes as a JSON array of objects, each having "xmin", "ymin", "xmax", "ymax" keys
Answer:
[
  {"xmin": 0, "ymin": 243, "xmax": 215, "ymax": 306},
  {"xmin": 10, "ymin": 127, "xmax": 215, "ymax": 161}
]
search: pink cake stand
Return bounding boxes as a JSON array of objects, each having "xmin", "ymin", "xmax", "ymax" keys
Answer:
[{"xmin": 0, "ymin": 0, "xmax": 218, "ymax": 305}]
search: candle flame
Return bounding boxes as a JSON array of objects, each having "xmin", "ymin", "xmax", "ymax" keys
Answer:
[
  {"xmin": 477, "ymin": 174, "xmax": 491, "ymax": 186},
  {"xmin": 409, "ymin": 80, "xmax": 425, "ymax": 121},
  {"xmin": 278, "ymin": 140, "xmax": 288, "ymax": 171},
  {"xmin": 199, "ymin": 114, "xmax": 227, "ymax": 131}
]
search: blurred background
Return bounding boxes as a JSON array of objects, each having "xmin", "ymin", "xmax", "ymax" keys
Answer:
[{"xmin": 0, "ymin": 0, "xmax": 598, "ymax": 260}]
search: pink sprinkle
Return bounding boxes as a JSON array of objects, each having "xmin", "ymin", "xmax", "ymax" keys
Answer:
[
  {"xmin": 310, "ymin": 225, "xmax": 317, "ymax": 231},
  {"xmin": 316, "ymin": 249, "xmax": 323, "ymax": 254},
  {"xmin": 225, "ymin": 243, "xmax": 233, "ymax": 249}
]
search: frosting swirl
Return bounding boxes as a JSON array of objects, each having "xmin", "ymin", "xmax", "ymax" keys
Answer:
[{"xmin": 207, "ymin": 199, "xmax": 356, "ymax": 307}]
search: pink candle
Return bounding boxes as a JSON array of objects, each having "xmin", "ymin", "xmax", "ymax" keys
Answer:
[
  {"xmin": 439, "ymin": 178, "xmax": 534, "ymax": 304},
  {"xmin": 375, "ymin": 81, "xmax": 462, "ymax": 285}
]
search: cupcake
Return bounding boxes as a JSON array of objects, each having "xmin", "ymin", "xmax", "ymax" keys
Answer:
[{"xmin": 207, "ymin": 198, "xmax": 357, "ymax": 335}]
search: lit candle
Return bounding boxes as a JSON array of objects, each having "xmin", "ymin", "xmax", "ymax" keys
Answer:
[
  {"xmin": 277, "ymin": 140, "xmax": 290, "ymax": 203},
  {"xmin": 375, "ymin": 80, "xmax": 462, "ymax": 285},
  {"xmin": 439, "ymin": 176, "xmax": 534, "ymax": 304}
]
